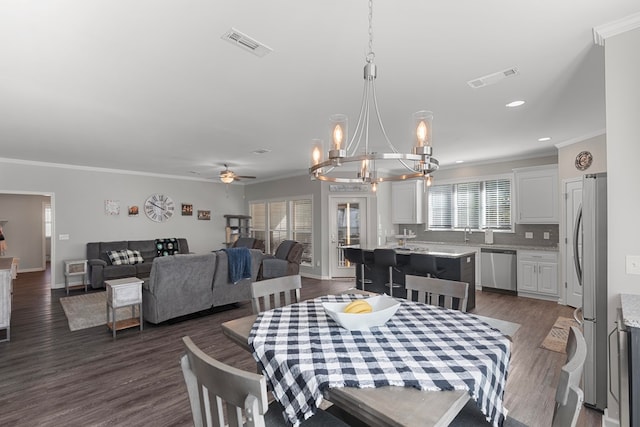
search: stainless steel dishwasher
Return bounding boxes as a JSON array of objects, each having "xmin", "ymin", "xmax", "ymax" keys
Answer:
[{"xmin": 480, "ymin": 248, "xmax": 517, "ymax": 293}]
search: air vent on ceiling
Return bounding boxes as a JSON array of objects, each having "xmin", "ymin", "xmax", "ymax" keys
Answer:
[
  {"xmin": 467, "ymin": 67, "xmax": 519, "ymax": 89},
  {"xmin": 252, "ymin": 148, "xmax": 272, "ymax": 155},
  {"xmin": 221, "ymin": 28, "xmax": 273, "ymax": 57}
]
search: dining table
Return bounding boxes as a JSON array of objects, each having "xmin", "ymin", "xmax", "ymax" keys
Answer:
[{"xmin": 221, "ymin": 294, "xmax": 518, "ymax": 427}]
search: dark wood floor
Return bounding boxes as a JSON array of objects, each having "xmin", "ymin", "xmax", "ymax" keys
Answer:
[{"xmin": 0, "ymin": 269, "xmax": 602, "ymax": 426}]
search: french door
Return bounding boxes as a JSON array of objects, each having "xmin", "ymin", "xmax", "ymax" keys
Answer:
[{"xmin": 329, "ymin": 197, "xmax": 368, "ymax": 278}]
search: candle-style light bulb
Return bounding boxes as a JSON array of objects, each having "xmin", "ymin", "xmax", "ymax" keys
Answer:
[
  {"xmin": 312, "ymin": 147, "xmax": 321, "ymax": 165},
  {"xmin": 416, "ymin": 120, "xmax": 428, "ymax": 146},
  {"xmin": 333, "ymin": 124, "xmax": 344, "ymax": 150},
  {"xmin": 371, "ymin": 182, "xmax": 377, "ymax": 193},
  {"xmin": 425, "ymin": 174, "xmax": 433, "ymax": 187}
]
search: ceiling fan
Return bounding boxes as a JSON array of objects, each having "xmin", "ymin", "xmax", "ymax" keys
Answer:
[{"xmin": 219, "ymin": 164, "xmax": 256, "ymax": 184}]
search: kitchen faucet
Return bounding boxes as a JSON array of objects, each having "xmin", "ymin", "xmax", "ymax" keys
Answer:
[{"xmin": 463, "ymin": 226, "xmax": 472, "ymax": 243}]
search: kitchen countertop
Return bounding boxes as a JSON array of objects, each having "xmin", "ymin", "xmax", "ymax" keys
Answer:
[
  {"xmin": 366, "ymin": 247, "xmax": 476, "ymax": 258},
  {"xmin": 398, "ymin": 240, "xmax": 559, "ymax": 252},
  {"xmin": 620, "ymin": 294, "xmax": 640, "ymax": 328}
]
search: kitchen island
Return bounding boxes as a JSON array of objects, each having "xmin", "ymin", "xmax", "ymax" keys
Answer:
[{"xmin": 357, "ymin": 248, "xmax": 476, "ymax": 310}]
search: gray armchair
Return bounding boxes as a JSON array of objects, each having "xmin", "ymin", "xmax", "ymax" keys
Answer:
[
  {"xmin": 261, "ymin": 240, "xmax": 304, "ymax": 280},
  {"xmin": 232, "ymin": 237, "xmax": 265, "ymax": 252}
]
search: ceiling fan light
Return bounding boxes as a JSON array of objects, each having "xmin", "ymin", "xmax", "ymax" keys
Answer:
[{"xmin": 220, "ymin": 176, "xmax": 234, "ymax": 184}]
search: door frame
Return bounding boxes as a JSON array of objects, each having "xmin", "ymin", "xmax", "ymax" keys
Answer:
[
  {"xmin": 562, "ymin": 177, "xmax": 582, "ymax": 307},
  {"xmin": 328, "ymin": 195, "xmax": 374, "ymax": 279},
  {"xmin": 0, "ymin": 190, "xmax": 55, "ymax": 285}
]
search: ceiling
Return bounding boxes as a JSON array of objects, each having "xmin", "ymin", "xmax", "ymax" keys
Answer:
[{"xmin": 1, "ymin": 1, "xmax": 638, "ymax": 183}]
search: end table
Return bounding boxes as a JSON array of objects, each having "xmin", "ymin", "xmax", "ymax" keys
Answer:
[
  {"xmin": 105, "ymin": 277, "xmax": 143, "ymax": 339},
  {"xmin": 63, "ymin": 259, "xmax": 88, "ymax": 295}
]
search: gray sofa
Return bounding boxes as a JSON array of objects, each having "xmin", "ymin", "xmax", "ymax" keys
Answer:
[
  {"xmin": 87, "ymin": 238, "xmax": 189, "ymax": 289},
  {"xmin": 142, "ymin": 249, "xmax": 263, "ymax": 324}
]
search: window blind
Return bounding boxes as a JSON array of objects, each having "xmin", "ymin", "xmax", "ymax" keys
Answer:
[
  {"xmin": 455, "ymin": 182, "xmax": 481, "ymax": 229},
  {"xmin": 428, "ymin": 178, "xmax": 512, "ymax": 231},
  {"xmin": 428, "ymin": 185, "xmax": 453, "ymax": 229}
]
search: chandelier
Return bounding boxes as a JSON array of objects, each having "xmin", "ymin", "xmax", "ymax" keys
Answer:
[{"xmin": 309, "ymin": 0, "xmax": 439, "ymax": 191}]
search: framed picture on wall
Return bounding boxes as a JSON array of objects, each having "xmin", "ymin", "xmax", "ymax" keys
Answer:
[
  {"xmin": 182, "ymin": 204, "xmax": 193, "ymax": 216},
  {"xmin": 104, "ymin": 199, "xmax": 120, "ymax": 215},
  {"xmin": 197, "ymin": 210, "xmax": 211, "ymax": 220}
]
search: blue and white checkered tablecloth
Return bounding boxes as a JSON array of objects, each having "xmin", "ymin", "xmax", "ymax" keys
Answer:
[{"xmin": 249, "ymin": 294, "xmax": 511, "ymax": 427}]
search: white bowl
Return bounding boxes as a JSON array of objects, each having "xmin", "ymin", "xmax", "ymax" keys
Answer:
[{"xmin": 323, "ymin": 295, "xmax": 401, "ymax": 331}]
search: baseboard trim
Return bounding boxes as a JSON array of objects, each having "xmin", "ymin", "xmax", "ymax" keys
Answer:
[
  {"xmin": 602, "ymin": 409, "xmax": 619, "ymax": 427},
  {"xmin": 300, "ymin": 272, "xmax": 331, "ymax": 280}
]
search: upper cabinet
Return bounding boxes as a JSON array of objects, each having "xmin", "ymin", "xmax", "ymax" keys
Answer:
[
  {"xmin": 391, "ymin": 180, "xmax": 424, "ymax": 224},
  {"xmin": 513, "ymin": 165, "xmax": 559, "ymax": 224}
]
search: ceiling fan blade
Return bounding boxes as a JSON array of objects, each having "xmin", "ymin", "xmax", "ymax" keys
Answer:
[{"xmin": 236, "ymin": 175, "xmax": 256, "ymax": 179}]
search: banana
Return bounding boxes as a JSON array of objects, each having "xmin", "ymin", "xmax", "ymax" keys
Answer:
[{"xmin": 343, "ymin": 300, "xmax": 373, "ymax": 314}]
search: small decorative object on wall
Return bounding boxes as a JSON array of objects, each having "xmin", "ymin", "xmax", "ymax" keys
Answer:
[
  {"xmin": 197, "ymin": 210, "xmax": 211, "ymax": 220},
  {"xmin": 104, "ymin": 200, "xmax": 120, "ymax": 215},
  {"xmin": 329, "ymin": 184, "xmax": 370, "ymax": 192},
  {"xmin": 575, "ymin": 150, "xmax": 593, "ymax": 171},
  {"xmin": 144, "ymin": 193, "xmax": 175, "ymax": 222},
  {"xmin": 182, "ymin": 203, "xmax": 193, "ymax": 216},
  {"xmin": 128, "ymin": 206, "xmax": 139, "ymax": 216}
]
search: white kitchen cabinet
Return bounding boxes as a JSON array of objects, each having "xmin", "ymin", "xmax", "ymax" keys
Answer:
[
  {"xmin": 391, "ymin": 180, "xmax": 424, "ymax": 224},
  {"xmin": 0, "ymin": 264, "xmax": 12, "ymax": 342},
  {"xmin": 513, "ymin": 165, "xmax": 559, "ymax": 224},
  {"xmin": 517, "ymin": 250, "xmax": 558, "ymax": 301}
]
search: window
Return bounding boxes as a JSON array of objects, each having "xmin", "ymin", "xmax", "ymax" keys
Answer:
[
  {"xmin": 44, "ymin": 204, "xmax": 52, "ymax": 238},
  {"xmin": 428, "ymin": 177, "xmax": 512, "ymax": 231},
  {"xmin": 292, "ymin": 199, "xmax": 312, "ymax": 265},
  {"xmin": 249, "ymin": 203, "xmax": 266, "ymax": 243},
  {"xmin": 269, "ymin": 201, "xmax": 287, "ymax": 254},
  {"xmin": 250, "ymin": 196, "xmax": 313, "ymax": 266}
]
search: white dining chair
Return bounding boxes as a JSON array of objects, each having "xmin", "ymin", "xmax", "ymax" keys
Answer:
[
  {"xmin": 404, "ymin": 275, "xmax": 469, "ymax": 312},
  {"xmin": 180, "ymin": 336, "xmax": 348, "ymax": 427},
  {"xmin": 450, "ymin": 326, "xmax": 587, "ymax": 427},
  {"xmin": 551, "ymin": 325, "xmax": 587, "ymax": 427},
  {"xmin": 251, "ymin": 274, "xmax": 301, "ymax": 314}
]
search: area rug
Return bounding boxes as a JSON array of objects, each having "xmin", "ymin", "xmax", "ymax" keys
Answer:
[
  {"xmin": 60, "ymin": 292, "xmax": 139, "ymax": 332},
  {"xmin": 540, "ymin": 316, "xmax": 579, "ymax": 353}
]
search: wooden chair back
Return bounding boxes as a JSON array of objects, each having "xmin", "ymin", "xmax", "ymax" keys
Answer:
[
  {"xmin": 552, "ymin": 326, "xmax": 587, "ymax": 427},
  {"xmin": 405, "ymin": 275, "xmax": 469, "ymax": 312},
  {"xmin": 251, "ymin": 275, "xmax": 301, "ymax": 314},
  {"xmin": 181, "ymin": 336, "xmax": 268, "ymax": 427}
]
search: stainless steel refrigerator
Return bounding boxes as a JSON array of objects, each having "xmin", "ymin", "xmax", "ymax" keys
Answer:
[{"xmin": 573, "ymin": 172, "xmax": 607, "ymax": 410}]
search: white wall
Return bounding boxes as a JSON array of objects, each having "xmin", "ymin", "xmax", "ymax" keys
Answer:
[
  {"xmin": 605, "ymin": 26, "xmax": 640, "ymax": 421},
  {"xmin": 0, "ymin": 193, "xmax": 50, "ymax": 271},
  {"xmin": 0, "ymin": 160, "xmax": 246, "ymax": 288},
  {"xmin": 557, "ymin": 133, "xmax": 607, "ymax": 182}
]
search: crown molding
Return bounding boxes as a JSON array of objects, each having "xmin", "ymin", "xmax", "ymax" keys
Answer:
[
  {"xmin": 554, "ymin": 129, "xmax": 606, "ymax": 149},
  {"xmin": 0, "ymin": 157, "xmax": 216, "ymax": 183},
  {"xmin": 593, "ymin": 12, "xmax": 640, "ymax": 46}
]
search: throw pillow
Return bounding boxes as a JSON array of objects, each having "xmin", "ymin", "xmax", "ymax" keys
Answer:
[
  {"xmin": 155, "ymin": 238, "xmax": 180, "ymax": 257},
  {"xmin": 127, "ymin": 249, "xmax": 144, "ymax": 264},
  {"xmin": 107, "ymin": 250, "xmax": 131, "ymax": 265}
]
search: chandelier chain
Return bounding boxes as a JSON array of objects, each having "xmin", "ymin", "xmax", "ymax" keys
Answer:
[{"xmin": 367, "ymin": 0, "xmax": 374, "ymax": 62}]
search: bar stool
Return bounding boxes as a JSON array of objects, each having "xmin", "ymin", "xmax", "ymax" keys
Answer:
[
  {"xmin": 374, "ymin": 248, "xmax": 402, "ymax": 297},
  {"xmin": 343, "ymin": 248, "xmax": 372, "ymax": 291},
  {"xmin": 409, "ymin": 253, "xmax": 446, "ymax": 278}
]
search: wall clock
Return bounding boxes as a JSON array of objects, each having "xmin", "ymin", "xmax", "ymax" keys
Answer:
[
  {"xmin": 575, "ymin": 151, "xmax": 593, "ymax": 171},
  {"xmin": 144, "ymin": 193, "xmax": 175, "ymax": 222},
  {"xmin": 104, "ymin": 199, "xmax": 120, "ymax": 215}
]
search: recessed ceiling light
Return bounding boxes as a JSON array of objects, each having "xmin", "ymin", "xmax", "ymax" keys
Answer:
[
  {"xmin": 455, "ymin": 160, "xmax": 464, "ymax": 164},
  {"xmin": 505, "ymin": 100, "xmax": 525, "ymax": 108},
  {"xmin": 252, "ymin": 148, "xmax": 271, "ymax": 155},
  {"xmin": 538, "ymin": 137, "xmax": 552, "ymax": 142}
]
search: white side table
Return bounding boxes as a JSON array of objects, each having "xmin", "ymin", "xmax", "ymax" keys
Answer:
[
  {"xmin": 63, "ymin": 259, "xmax": 88, "ymax": 296},
  {"xmin": 105, "ymin": 277, "xmax": 143, "ymax": 339}
]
